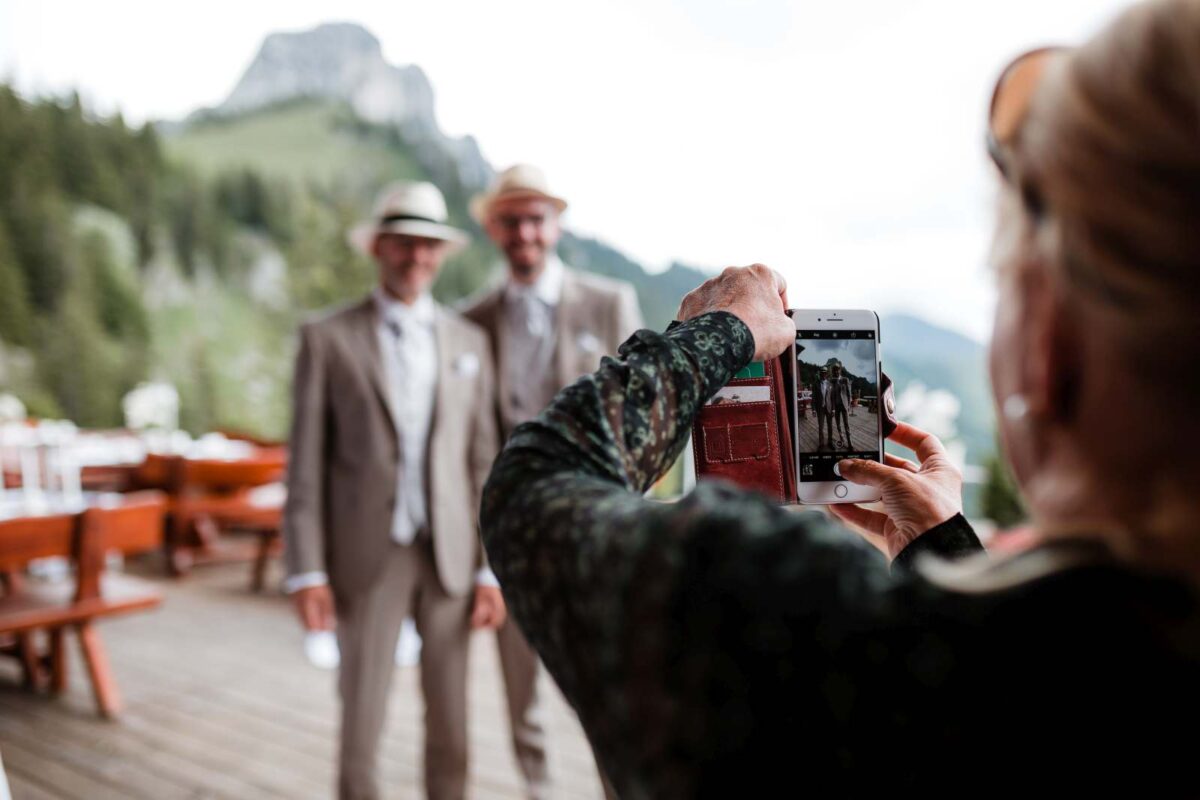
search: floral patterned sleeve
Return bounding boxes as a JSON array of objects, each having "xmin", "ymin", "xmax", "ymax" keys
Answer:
[{"xmin": 481, "ymin": 310, "xmax": 985, "ymax": 797}]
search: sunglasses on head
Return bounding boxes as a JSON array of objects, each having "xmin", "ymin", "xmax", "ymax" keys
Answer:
[{"xmin": 986, "ymin": 46, "xmax": 1068, "ymax": 180}]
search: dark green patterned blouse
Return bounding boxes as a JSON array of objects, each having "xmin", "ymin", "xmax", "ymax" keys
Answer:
[{"xmin": 482, "ymin": 311, "xmax": 1200, "ymax": 797}]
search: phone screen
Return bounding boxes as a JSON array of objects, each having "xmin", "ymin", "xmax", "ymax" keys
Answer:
[{"xmin": 794, "ymin": 329, "xmax": 882, "ymax": 482}]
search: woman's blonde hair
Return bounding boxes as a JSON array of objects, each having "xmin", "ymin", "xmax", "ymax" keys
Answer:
[{"xmin": 1009, "ymin": 0, "xmax": 1200, "ymax": 372}]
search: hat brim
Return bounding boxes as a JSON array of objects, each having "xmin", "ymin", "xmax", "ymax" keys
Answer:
[
  {"xmin": 469, "ymin": 189, "xmax": 569, "ymax": 224},
  {"xmin": 348, "ymin": 219, "xmax": 471, "ymax": 256}
]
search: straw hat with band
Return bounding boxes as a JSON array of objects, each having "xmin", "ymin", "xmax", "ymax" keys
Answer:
[
  {"xmin": 469, "ymin": 164, "xmax": 569, "ymax": 224},
  {"xmin": 348, "ymin": 181, "xmax": 470, "ymax": 256}
]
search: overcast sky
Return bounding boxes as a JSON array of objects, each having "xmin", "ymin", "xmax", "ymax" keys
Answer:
[
  {"xmin": 797, "ymin": 338, "xmax": 877, "ymax": 383},
  {"xmin": 0, "ymin": 0, "xmax": 1132, "ymax": 341}
]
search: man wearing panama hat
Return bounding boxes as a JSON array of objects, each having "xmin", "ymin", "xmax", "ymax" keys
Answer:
[
  {"xmin": 283, "ymin": 180, "xmax": 506, "ymax": 799},
  {"xmin": 463, "ymin": 164, "xmax": 642, "ymax": 799}
]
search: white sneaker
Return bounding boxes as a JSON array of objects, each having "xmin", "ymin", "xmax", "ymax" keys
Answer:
[
  {"xmin": 395, "ymin": 618, "xmax": 422, "ymax": 667},
  {"xmin": 304, "ymin": 630, "xmax": 340, "ymax": 670}
]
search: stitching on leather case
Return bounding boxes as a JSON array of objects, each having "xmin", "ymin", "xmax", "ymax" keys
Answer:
[
  {"xmin": 702, "ymin": 422, "xmax": 771, "ymax": 464},
  {"xmin": 707, "ymin": 400, "xmax": 773, "ymax": 410},
  {"xmin": 692, "ymin": 356, "xmax": 787, "ymax": 499}
]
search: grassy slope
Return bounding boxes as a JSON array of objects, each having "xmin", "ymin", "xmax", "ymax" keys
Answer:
[{"xmin": 168, "ymin": 100, "xmax": 426, "ymax": 186}]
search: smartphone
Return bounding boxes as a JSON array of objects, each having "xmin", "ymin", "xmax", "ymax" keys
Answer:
[{"xmin": 790, "ymin": 309, "xmax": 883, "ymax": 504}]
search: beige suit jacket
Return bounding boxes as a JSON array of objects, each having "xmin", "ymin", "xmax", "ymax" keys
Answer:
[
  {"xmin": 283, "ymin": 296, "xmax": 499, "ymax": 598},
  {"xmin": 460, "ymin": 266, "xmax": 644, "ymax": 438}
]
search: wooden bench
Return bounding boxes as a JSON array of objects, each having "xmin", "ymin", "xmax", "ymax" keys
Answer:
[{"xmin": 0, "ymin": 492, "xmax": 165, "ymax": 717}]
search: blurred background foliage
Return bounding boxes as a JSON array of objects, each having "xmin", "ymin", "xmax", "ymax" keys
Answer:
[
  {"xmin": 0, "ymin": 83, "xmax": 1022, "ymax": 520},
  {"xmin": 0, "ymin": 87, "xmax": 710, "ymax": 440}
]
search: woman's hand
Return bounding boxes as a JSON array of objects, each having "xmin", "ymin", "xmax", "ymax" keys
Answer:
[
  {"xmin": 830, "ymin": 422, "xmax": 963, "ymax": 560},
  {"xmin": 677, "ymin": 264, "xmax": 795, "ymax": 362}
]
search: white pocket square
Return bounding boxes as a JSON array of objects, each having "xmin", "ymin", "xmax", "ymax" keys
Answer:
[
  {"xmin": 453, "ymin": 353, "xmax": 480, "ymax": 376},
  {"xmin": 576, "ymin": 331, "xmax": 601, "ymax": 354}
]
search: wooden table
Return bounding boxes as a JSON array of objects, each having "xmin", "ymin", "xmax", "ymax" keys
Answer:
[
  {"xmin": 153, "ymin": 452, "xmax": 287, "ymax": 583},
  {"xmin": 83, "ymin": 448, "xmax": 288, "ymax": 586}
]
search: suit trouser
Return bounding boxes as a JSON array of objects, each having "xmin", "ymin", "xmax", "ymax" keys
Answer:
[
  {"xmin": 496, "ymin": 619, "xmax": 550, "ymax": 798},
  {"xmin": 816, "ymin": 408, "xmax": 830, "ymax": 446},
  {"xmin": 834, "ymin": 407, "xmax": 851, "ymax": 448},
  {"xmin": 336, "ymin": 539, "xmax": 472, "ymax": 800}
]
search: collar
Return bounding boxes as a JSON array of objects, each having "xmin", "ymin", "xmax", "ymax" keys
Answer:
[
  {"xmin": 503, "ymin": 255, "xmax": 565, "ymax": 307},
  {"xmin": 373, "ymin": 286, "xmax": 436, "ymax": 328}
]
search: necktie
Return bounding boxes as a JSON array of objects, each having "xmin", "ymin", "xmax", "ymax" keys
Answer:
[
  {"xmin": 386, "ymin": 317, "xmax": 420, "ymax": 544},
  {"xmin": 511, "ymin": 290, "xmax": 549, "ymax": 338},
  {"xmin": 505, "ymin": 291, "xmax": 556, "ymax": 422}
]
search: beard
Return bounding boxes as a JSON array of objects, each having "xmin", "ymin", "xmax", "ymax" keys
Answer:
[{"xmin": 506, "ymin": 244, "xmax": 545, "ymax": 273}]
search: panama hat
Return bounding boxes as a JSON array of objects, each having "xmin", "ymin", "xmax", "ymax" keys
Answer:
[
  {"xmin": 348, "ymin": 181, "xmax": 470, "ymax": 255},
  {"xmin": 469, "ymin": 164, "xmax": 568, "ymax": 223}
]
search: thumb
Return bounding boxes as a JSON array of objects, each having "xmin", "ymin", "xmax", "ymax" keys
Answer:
[{"xmin": 837, "ymin": 458, "xmax": 894, "ymax": 488}]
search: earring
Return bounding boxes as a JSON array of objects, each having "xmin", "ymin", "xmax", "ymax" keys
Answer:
[{"xmin": 1003, "ymin": 394, "xmax": 1030, "ymax": 421}]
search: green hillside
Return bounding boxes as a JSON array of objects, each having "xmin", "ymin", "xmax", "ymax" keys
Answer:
[
  {"xmin": 0, "ymin": 86, "xmax": 160, "ymax": 425},
  {"xmin": 167, "ymin": 98, "xmax": 707, "ymax": 330},
  {"xmin": 880, "ymin": 313, "xmax": 994, "ymax": 465},
  {"xmin": 170, "ymin": 100, "xmax": 426, "ymax": 189},
  {"xmin": 1, "ymin": 87, "xmax": 1001, "ymax": 516},
  {"xmin": 0, "ymin": 89, "xmax": 708, "ymax": 440}
]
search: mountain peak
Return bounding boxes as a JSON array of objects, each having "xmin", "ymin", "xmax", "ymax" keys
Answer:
[
  {"xmin": 202, "ymin": 21, "xmax": 491, "ymax": 192},
  {"xmin": 262, "ymin": 22, "xmax": 382, "ymax": 60},
  {"xmin": 218, "ymin": 21, "xmax": 426, "ymax": 125}
]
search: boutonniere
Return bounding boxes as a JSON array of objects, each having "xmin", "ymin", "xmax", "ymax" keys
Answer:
[
  {"xmin": 576, "ymin": 331, "xmax": 601, "ymax": 354},
  {"xmin": 453, "ymin": 353, "xmax": 480, "ymax": 376}
]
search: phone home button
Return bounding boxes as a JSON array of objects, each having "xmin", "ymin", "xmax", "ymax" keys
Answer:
[{"xmin": 834, "ymin": 484, "xmax": 848, "ymax": 499}]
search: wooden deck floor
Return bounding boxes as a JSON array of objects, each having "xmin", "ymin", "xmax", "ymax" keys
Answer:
[
  {"xmin": 0, "ymin": 558, "xmax": 606, "ymax": 799},
  {"xmin": 795, "ymin": 406, "xmax": 880, "ymax": 454}
]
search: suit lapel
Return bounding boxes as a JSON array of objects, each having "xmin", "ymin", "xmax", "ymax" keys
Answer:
[
  {"xmin": 479, "ymin": 288, "xmax": 513, "ymax": 426},
  {"xmin": 555, "ymin": 270, "xmax": 579, "ymax": 387},
  {"xmin": 349, "ymin": 297, "xmax": 399, "ymax": 440},
  {"xmin": 431, "ymin": 306, "xmax": 455, "ymax": 442}
]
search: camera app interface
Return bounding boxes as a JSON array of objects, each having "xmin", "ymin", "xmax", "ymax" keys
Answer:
[{"xmin": 795, "ymin": 330, "xmax": 881, "ymax": 482}]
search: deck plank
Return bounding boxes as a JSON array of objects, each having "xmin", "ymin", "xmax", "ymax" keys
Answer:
[{"xmin": 0, "ymin": 560, "xmax": 605, "ymax": 799}]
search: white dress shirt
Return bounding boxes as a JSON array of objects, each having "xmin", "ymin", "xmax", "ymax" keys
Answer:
[
  {"xmin": 284, "ymin": 288, "xmax": 497, "ymax": 593},
  {"xmin": 375, "ymin": 287, "xmax": 438, "ymax": 545},
  {"xmin": 501, "ymin": 255, "xmax": 564, "ymax": 430}
]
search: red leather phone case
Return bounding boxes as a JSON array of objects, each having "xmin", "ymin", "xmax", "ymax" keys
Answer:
[
  {"xmin": 692, "ymin": 358, "xmax": 898, "ymax": 503},
  {"xmin": 691, "ymin": 356, "xmax": 798, "ymax": 502}
]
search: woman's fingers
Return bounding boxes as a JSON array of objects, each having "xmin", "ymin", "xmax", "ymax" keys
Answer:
[
  {"xmin": 829, "ymin": 503, "xmax": 888, "ymax": 537},
  {"xmin": 837, "ymin": 458, "xmax": 906, "ymax": 488},
  {"xmin": 887, "ymin": 421, "xmax": 948, "ymax": 463},
  {"xmin": 884, "ymin": 452, "xmax": 920, "ymax": 473}
]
